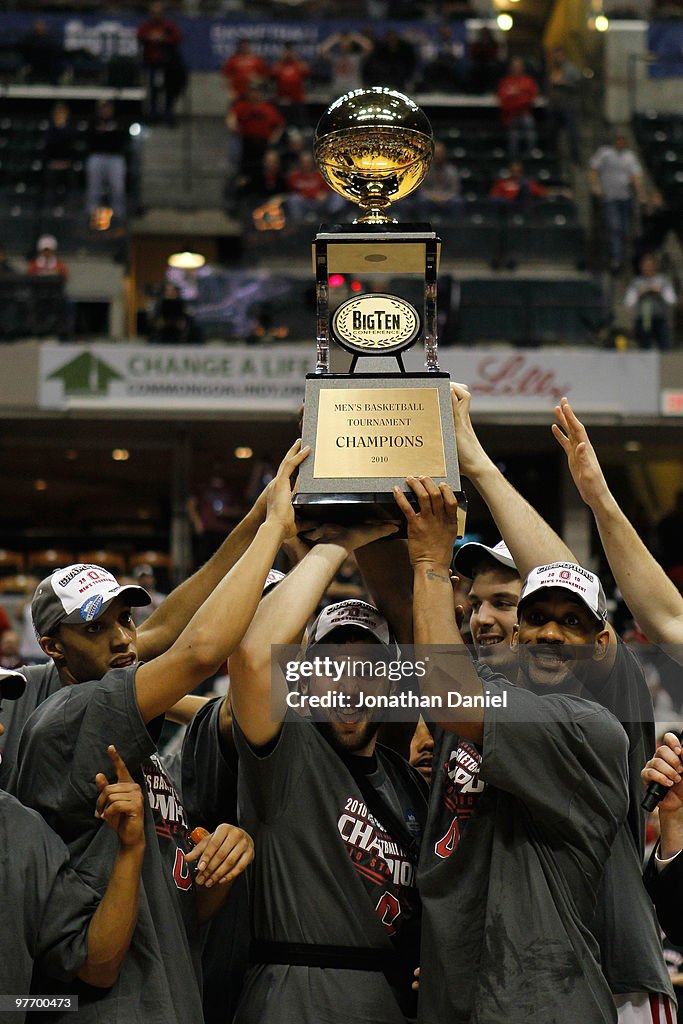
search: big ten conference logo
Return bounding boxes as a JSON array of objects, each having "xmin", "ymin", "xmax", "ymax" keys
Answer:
[{"xmin": 332, "ymin": 294, "xmax": 420, "ymax": 355}]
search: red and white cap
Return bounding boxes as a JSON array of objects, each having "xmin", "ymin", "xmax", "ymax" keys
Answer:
[
  {"xmin": 518, "ymin": 562, "xmax": 608, "ymax": 625},
  {"xmin": 32, "ymin": 564, "xmax": 151, "ymax": 637},
  {"xmin": 309, "ymin": 599, "xmax": 395, "ymax": 651}
]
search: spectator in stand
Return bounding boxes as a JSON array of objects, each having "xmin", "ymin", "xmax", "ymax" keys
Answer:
[
  {"xmin": 270, "ymin": 44, "xmax": 310, "ymax": 127},
  {"xmin": 241, "ymin": 148, "xmax": 287, "ymax": 207},
  {"xmin": 468, "ymin": 26, "xmax": 503, "ymax": 94},
  {"xmin": 221, "ymin": 39, "xmax": 270, "ymax": 100},
  {"xmin": 0, "ymin": 602, "xmax": 11, "ymax": 639},
  {"xmin": 19, "ymin": 18, "xmax": 63, "ymax": 85},
  {"xmin": 496, "ymin": 57, "xmax": 539, "ymax": 158},
  {"xmin": 545, "ymin": 46, "xmax": 582, "ymax": 165},
  {"xmin": 624, "ymin": 252, "xmax": 676, "ymax": 350},
  {"xmin": 42, "ymin": 101, "xmax": 78, "ymax": 211},
  {"xmin": 419, "ymin": 23, "xmax": 469, "ymax": 93},
  {"xmin": 419, "ymin": 140, "xmax": 463, "ymax": 219},
  {"xmin": 131, "ymin": 565, "xmax": 166, "ymax": 626},
  {"xmin": 589, "ymin": 131, "xmax": 645, "ymax": 273},
  {"xmin": 147, "ymin": 282, "xmax": 201, "ymax": 345},
  {"xmin": 489, "ymin": 161, "xmax": 547, "ymax": 269},
  {"xmin": 227, "ymin": 84, "xmax": 286, "ymax": 185},
  {"xmin": 489, "ymin": 159, "xmax": 546, "ymax": 203},
  {"xmin": 319, "ymin": 30, "xmax": 373, "ymax": 97},
  {"xmin": 285, "ymin": 150, "xmax": 343, "ymax": 223},
  {"xmin": 137, "ymin": 1, "xmax": 186, "ymax": 126},
  {"xmin": 85, "ymin": 99, "xmax": 129, "ymax": 223},
  {"xmin": 187, "ymin": 469, "xmax": 242, "ymax": 567},
  {"xmin": 362, "ymin": 29, "xmax": 418, "ymax": 92},
  {"xmin": 0, "ymin": 630, "xmax": 23, "ymax": 672},
  {"xmin": 27, "ymin": 234, "xmax": 68, "ymax": 281}
]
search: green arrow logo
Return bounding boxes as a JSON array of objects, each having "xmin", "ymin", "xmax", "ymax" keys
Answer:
[{"xmin": 47, "ymin": 351, "xmax": 124, "ymax": 397}]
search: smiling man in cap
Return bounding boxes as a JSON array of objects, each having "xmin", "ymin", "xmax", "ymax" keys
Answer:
[{"xmin": 452, "ymin": 539, "xmax": 520, "ymax": 678}]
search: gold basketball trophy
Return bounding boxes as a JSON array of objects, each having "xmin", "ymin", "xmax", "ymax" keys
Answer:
[{"xmin": 293, "ymin": 87, "xmax": 466, "ymax": 534}]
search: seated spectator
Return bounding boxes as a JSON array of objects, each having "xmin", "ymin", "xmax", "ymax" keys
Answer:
[
  {"xmin": 285, "ymin": 151, "xmax": 343, "ymax": 223},
  {"xmin": 489, "ymin": 160, "xmax": 547, "ymax": 203},
  {"xmin": 319, "ymin": 30, "xmax": 373, "ymax": 97},
  {"xmin": 362, "ymin": 29, "xmax": 418, "ymax": 92},
  {"xmin": 242, "ymin": 148, "xmax": 287, "ymax": 205},
  {"xmin": 137, "ymin": 1, "xmax": 186, "ymax": 127},
  {"xmin": 419, "ymin": 140, "xmax": 463, "ymax": 219},
  {"xmin": 419, "ymin": 23, "xmax": 469, "ymax": 93},
  {"xmin": 270, "ymin": 44, "xmax": 310, "ymax": 126},
  {"xmin": 468, "ymin": 26, "xmax": 503, "ymax": 93},
  {"xmin": 19, "ymin": 18, "xmax": 63, "ymax": 84},
  {"xmin": 624, "ymin": 253, "xmax": 676, "ymax": 350},
  {"xmin": 27, "ymin": 235, "xmax": 68, "ymax": 281},
  {"xmin": 43, "ymin": 101, "xmax": 78, "ymax": 210},
  {"xmin": 148, "ymin": 282, "xmax": 201, "ymax": 344},
  {"xmin": 85, "ymin": 99, "xmax": 129, "ymax": 223},
  {"xmin": 0, "ymin": 630, "xmax": 23, "ymax": 672},
  {"xmin": 227, "ymin": 85, "xmax": 286, "ymax": 185},
  {"xmin": 131, "ymin": 564, "xmax": 166, "ymax": 625},
  {"xmin": 221, "ymin": 39, "xmax": 269, "ymax": 100},
  {"xmin": 497, "ymin": 57, "xmax": 539, "ymax": 157}
]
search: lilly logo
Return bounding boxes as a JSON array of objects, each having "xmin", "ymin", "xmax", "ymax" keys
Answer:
[{"xmin": 80, "ymin": 595, "xmax": 104, "ymax": 621}]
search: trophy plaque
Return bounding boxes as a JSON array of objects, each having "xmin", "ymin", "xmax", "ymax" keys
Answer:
[{"xmin": 293, "ymin": 87, "xmax": 466, "ymax": 535}]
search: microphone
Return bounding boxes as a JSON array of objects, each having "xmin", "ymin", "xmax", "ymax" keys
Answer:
[{"xmin": 641, "ymin": 781, "xmax": 671, "ymax": 813}]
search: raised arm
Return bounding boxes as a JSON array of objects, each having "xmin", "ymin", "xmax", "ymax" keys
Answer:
[
  {"xmin": 553, "ymin": 396, "xmax": 683, "ymax": 651},
  {"xmin": 137, "ymin": 482, "xmax": 271, "ymax": 662},
  {"xmin": 229, "ymin": 521, "xmax": 398, "ymax": 748},
  {"xmin": 133, "ymin": 441, "xmax": 309, "ymax": 723},
  {"xmin": 78, "ymin": 746, "xmax": 145, "ymax": 988},
  {"xmin": 394, "ymin": 477, "xmax": 484, "ymax": 743},
  {"xmin": 451, "ymin": 382, "xmax": 575, "ymax": 576}
]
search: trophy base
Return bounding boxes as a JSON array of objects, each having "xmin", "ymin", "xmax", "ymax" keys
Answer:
[{"xmin": 293, "ymin": 490, "xmax": 468, "ymax": 539}]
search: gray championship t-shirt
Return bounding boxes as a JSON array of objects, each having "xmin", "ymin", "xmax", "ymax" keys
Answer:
[
  {"xmin": 0, "ymin": 790, "xmax": 99, "ymax": 1024},
  {"xmin": 0, "ymin": 662, "xmax": 61, "ymax": 788},
  {"xmin": 233, "ymin": 711, "xmax": 426, "ymax": 1024},
  {"xmin": 8, "ymin": 666, "xmax": 204, "ymax": 1024},
  {"xmin": 417, "ymin": 671, "xmax": 629, "ymax": 1024}
]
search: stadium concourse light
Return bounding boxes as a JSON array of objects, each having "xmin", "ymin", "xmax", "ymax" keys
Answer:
[
  {"xmin": 595, "ymin": 14, "xmax": 609, "ymax": 30},
  {"xmin": 167, "ymin": 251, "xmax": 206, "ymax": 269},
  {"xmin": 497, "ymin": 13, "xmax": 513, "ymax": 30}
]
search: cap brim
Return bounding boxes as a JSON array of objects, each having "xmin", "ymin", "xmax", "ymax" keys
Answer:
[
  {"xmin": 61, "ymin": 584, "xmax": 152, "ymax": 625},
  {"xmin": 452, "ymin": 542, "xmax": 517, "ymax": 578},
  {"xmin": 0, "ymin": 668, "xmax": 27, "ymax": 700}
]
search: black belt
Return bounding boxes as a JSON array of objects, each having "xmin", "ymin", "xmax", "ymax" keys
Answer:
[{"xmin": 250, "ymin": 939, "xmax": 394, "ymax": 973}]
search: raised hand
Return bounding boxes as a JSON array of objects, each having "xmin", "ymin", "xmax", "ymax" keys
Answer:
[
  {"xmin": 449, "ymin": 382, "xmax": 489, "ymax": 478},
  {"xmin": 94, "ymin": 745, "xmax": 145, "ymax": 850},
  {"xmin": 552, "ymin": 397, "xmax": 609, "ymax": 509},
  {"xmin": 393, "ymin": 476, "xmax": 459, "ymax": 568},
  {"xmin": 265, "ymin": 439, "xmax": 310, "ymax": 538}
]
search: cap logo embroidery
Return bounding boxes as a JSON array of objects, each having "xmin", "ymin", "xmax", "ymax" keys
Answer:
[{"xmin": 80, "ymin": 595, "xmax": 104, "ymax": 621}]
